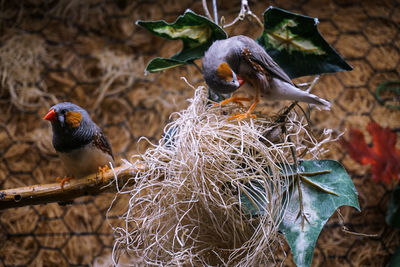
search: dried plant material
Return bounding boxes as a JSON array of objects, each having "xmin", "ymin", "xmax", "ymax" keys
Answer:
[
  {"xmin": 109, "ymin": 85, "xmax": 333, "ymax": 266},
  {"xmin": 92, "ymin": 49, "xmax": 146, "ymax": 109},
  {"xmin": 0, "ymin": 1, "xmax": 398, "ymax": 266},
  {"xmin": 0, "ymin": 34, "xmax": 56, "ymax": 110},
  {"xmin": 48, "ymin": 0, "xmax": 106, "ymax": 28}
]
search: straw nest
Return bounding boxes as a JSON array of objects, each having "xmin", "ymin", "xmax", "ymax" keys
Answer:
[{"xmin": 106, "ymin": 81, "xmax": 334, "ymax": 266}]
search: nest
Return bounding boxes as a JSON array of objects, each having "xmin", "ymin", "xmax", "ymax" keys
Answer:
[{"xmin": 107, "ymin": 82, "xmax": 334, "ymax": 266}]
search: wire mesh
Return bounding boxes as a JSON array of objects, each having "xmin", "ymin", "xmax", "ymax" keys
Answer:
[{"xmin": 0, "ymin": 0, "xmax": 399, "ymax": 266}]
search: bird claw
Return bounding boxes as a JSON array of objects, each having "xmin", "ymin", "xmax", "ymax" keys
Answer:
[
  {"xmin": 214, "ymin": 97, "xmax": 253, "ymax": 108},
  {"xmin": 227, "ymin": 112, "xmax": 256, "ymax": 121},
  {"xmin": 98, "ymin": 165, "xmax": 110, "ymax": 183},
  {"xmin": 56, "ymin": 176, "xmax": 73, "ymax": 190},
  {"xmin": 213, "ymin": 102, "xmax": 222, "ymax": 107}
]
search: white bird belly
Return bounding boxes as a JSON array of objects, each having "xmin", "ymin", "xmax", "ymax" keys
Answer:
[{"xmin": 58, "ymin": 143, "xmax": 114, "ymax": 178}]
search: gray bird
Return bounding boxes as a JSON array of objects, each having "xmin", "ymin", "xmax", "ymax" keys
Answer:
[
  {"xmin": 44, "ymin": 102, "xmax": 114, "ymax": 185},
  {"xmin": 202, "ymin": 35, "xmax": 331, "ymax": 120}
]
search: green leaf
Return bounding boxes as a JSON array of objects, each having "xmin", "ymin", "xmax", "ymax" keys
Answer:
[
  {"xmin": 257, "ymin": 6, "xmax": 353, "ymax": 78},
  {"xmin": 280, "ymin": 160, "xmax": 360, "ymax": 267},
  {"xmin": 137, "ymin": 9, "xmax": 227, "ymax": 73},
  {"xmin": 240, "ymin": 180, "xmax": 271, "ymax": 216},
  {"xmin": 240, "ymin": 160, "xmax": 360, "ymax": 267},
  {"xmin": 146, "ymin": 58, "xmax": 186, "ymax": 73},
  {"xmin": 386, "ymin": 183, "xmax": 400, "ymax": 228}
]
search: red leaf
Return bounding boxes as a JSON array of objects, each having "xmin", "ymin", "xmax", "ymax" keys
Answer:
[{"xmin": 340, "ymin": 122, "xmax": 400, "ymax": 184}]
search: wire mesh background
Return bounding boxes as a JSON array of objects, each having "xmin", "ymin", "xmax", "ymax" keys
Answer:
[{"xmin": 0, "ymin": 0, "xmax": 399, "ymax": 266}]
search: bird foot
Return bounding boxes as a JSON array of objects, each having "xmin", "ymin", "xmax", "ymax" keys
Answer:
[
  {"xmin": 214, "ymin": 97, "xmax": 253, "ymax": 108},
  {"xmin": 98, "ymin": 165, "xmax": 110, "ymax": 183},
  {"xmin": 227, "ymin": 112, "xmax": 256, "ymax": 121},
  {"xmin": 56, "ymin": 176, "xmax": 73, "ymax": 190}
]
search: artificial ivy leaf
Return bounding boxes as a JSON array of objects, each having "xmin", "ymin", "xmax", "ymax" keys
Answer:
[
  {"xmin": 137, "ymin": 9, "xmax": 227, "ymax": 73},
  {"xmin": 240, "ymin": 180, "xmax": 271, "ymax": 217},
  {"xmin": 240, "ymin": 160, "xmax": 359, "ymax": 267},
  {"xmin": 386, "ymin": 183, "xmax": 400, "ymax": 228},
  {"xmin": 240, "ymin": 163, "xmax": 292, "ymax": 217},
  {"xmin": 257, "ymin": 6, "xmax": 353, "ymax": 78},
  {"xmin": 280, "ymin": 160, "xmax": 360, "ymax": 267},
  {"xmin": 146, "ymin": 58, "xmax": 185, "ymax": 73}
]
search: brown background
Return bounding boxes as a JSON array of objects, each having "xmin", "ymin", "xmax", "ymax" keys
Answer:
[{"xmin": 0, "ymin": 0, "xmax": 399, "ymax": 266}]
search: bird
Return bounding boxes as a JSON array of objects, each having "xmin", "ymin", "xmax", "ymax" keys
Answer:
[
  {"xmin": 202, "ymin": 35, "xmax": 331, "ymax": 120},
  {"xmin": 43, "ymin": 102, "xmax": 114, "ymax": 188}
]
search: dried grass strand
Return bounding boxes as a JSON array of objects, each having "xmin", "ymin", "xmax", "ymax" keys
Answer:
[{"xmin": 108, "ymin": 84, "xmax": 333, "ymax": 266}]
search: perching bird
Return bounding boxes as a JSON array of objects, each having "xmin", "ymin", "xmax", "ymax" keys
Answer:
[
  {"xmin": 202, "ymin": 35, "xmax": 331, "ymax": 120},
  {"xmin": 44, "ymin": 102, "xmax": 114, "ymax": 186}
]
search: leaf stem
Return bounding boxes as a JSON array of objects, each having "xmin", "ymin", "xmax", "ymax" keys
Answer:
[
  {"xmin": 212, "ymin": 0, "xmax": 218, "ymax": 24},
  {"xmin": 278, "ymin": 102, "xmax": 310, "ymax": 229},
  {"xmin": 202, "ymin": 0, "xmax": 213, "ymax": 21},
  {"xmin": 223, "ymin": 0, "xmax": 263, "ymax": 29},
  {"xmin": 299, "ymin": 175, "xmax": 339, "ymax": 196},
  {"xmin": 296, "ymin": 170, "xmax": 331, "ymax": 176},
  {"xmin": 191, "ymin": 61, "xmax": 203, "ymax": 74}
]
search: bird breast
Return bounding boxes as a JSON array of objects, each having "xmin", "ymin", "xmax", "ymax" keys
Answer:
[{"xmin": 57, "ymin": 142, "xmax": 114, "ymax": 178}]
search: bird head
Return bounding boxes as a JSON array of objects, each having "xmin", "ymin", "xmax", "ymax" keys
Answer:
[
  {"xmin": 44, "ymin": 102, "xmax": 98, "ymax": 153},
  {"xmin": 44, "ymin": 102, "xmax": 90, "ymax": 131},
  {"xmin": 204, "ymin": 62, "xmax": 245, "ymax": 94}
]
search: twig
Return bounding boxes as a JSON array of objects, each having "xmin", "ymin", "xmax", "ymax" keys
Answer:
[
  {"xmin": 202, "ymin": 0, "xmax": 213, "ymax": 21},
  {"xmin": 191, "ymin": 61, "xmax": 203, "ymax": 74},
  {"xmin": 270, "ymin": 76, "xmax": 322, "ymax": 230},
  {"xmin": 306, "ymin": 75, "xmax": 320, "ymax": 93},
  {"xmin": 223, "ymin": 0, "xmax": 263, "ymax": 29},
  {"xmin": 337, "ymin": 209, "xmax": 378, "ymax": 237},
  {"xmin": 212, "ymin": 0, "xmax": 218, "ymax": 24},
  {"xmin": 0, "ymin": 163, "xmax": 146, "ymax": 210}
]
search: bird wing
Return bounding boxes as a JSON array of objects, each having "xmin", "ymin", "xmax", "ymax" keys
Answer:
[
  {"xmin": 245, "ymin": 50, "xmax": 294, "ymax": 86},
  {"xmin": 93, "ymin": 130, "xmax": 114, "ymax": 160},
  {"xmin": 238, "ymin": 36, "xmax": 294, "ymax": 86}
]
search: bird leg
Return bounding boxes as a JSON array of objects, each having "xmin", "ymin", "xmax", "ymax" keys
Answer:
[
  {"xmin": 227, "ymin": 86, "xmax": 260, "ymax": 121},
  {"xmin": 214, "ymin": 96, "xmax": 253, "ymax": 108},
  {"xmin": 98, "ymin": 165, "xmax": 110, "ymax": 182},
  {"xmin": 56, "ymin": 176, "xmax": 73, "ymax": 190}
]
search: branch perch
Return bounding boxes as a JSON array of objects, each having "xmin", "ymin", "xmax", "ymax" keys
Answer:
[{"xmin": 0, "ymin": 163, "xmax": 146, "ymax": 210}]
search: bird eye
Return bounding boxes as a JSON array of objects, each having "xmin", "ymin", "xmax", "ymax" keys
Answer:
[{"xmin": 61, "ymin": 109, "xmax": 66, "ymax": 114}]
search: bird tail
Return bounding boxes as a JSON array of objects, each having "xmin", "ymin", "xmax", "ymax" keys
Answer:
[
  {"xmin": 297, "ymin": 92, "xmax": 331, "ymax": 110},
  {"xmin": 271, "ymin": 79, "xmax": 331, "ymax": 110}
]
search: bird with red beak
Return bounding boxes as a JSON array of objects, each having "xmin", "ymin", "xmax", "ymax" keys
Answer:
[
  {"xmin": 202, "ymin": 35, "xmax": 331, "ymax": 120},
  {"xmin": 44, "ymin": 102, "xmax": 114, "ymax": 188}
]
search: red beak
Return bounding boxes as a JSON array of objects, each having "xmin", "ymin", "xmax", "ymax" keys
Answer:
[
  {"xmin": 44, "ymin": 109, "xmax": 57, "ymax": 122},
  {"xmin": 237, "ymin": 75, "xmax": 245, "ymax": 87}
]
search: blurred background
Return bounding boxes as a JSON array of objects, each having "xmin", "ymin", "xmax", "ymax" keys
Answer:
[{"xmin": 0, "ymin": 0, "xmax": 399, "ymax": 266}]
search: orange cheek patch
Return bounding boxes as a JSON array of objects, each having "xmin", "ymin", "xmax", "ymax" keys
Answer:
[
  {"xmin": 65, "ymin": 111, "xmax": 82, "ymax": 128},
  {"xmin": 216, "ymin": 62, "xmax": 233, "ymax": 82}
]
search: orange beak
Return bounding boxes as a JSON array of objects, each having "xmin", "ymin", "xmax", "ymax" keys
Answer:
[
  {"xmin": 43, "ymin": 109, "xmax": 57, "ymax": 122},
  {"xmin": 237, "ymin": 75, "xmax": 245, "ymax": 87}
]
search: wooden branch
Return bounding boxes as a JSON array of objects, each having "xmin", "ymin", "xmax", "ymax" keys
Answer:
[{"xmin": 0, "ymin": 163, "xmax": 146, "ymax": 210}]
